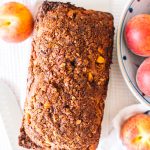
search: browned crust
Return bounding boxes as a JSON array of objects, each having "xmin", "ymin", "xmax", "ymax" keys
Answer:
[
  {"xmin": 19, "ymin": 122, "xmax": 41, "ymax": 149},
  {"xmin": 19, "ymin": 1, "xmax": 114, "ymax": 149}
]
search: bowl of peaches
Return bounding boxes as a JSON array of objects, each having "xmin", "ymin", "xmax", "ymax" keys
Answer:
[{"xmin": 117, "ymin": 0, "xmax": 150, "ymax": 106}]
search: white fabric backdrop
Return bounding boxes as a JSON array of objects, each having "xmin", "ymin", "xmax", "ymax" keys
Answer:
[{"xmin": 0, "ymin": 0, "xmax": 137, "ymax": 149}]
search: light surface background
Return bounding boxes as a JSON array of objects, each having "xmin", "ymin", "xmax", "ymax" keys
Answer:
[{"xmin": 0, "ymin": 0, "xmax": 137, "ymax": 149}]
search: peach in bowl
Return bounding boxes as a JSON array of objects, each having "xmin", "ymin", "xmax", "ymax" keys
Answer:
[{"xmin": 117, "ymin": 0, "xmax": 150, "ymax": 106}]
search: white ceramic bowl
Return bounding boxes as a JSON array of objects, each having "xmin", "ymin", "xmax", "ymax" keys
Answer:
[{"xmin": 117, "ymin": 0, "xmax": 150, "ymax": 106}]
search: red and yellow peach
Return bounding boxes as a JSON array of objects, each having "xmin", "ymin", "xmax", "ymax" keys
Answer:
[
  {"xmin": 125, "ymin": 14, "xmax": 150, "ymax": 57},
  {"xmin": 0, "ymin": 2, "xmax": 34, "ymax": 43},
  {"xmin": 120, "ymin": 114, "xmax": 150, "ymax": 150}
]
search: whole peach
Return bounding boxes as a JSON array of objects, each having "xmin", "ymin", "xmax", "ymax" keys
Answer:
[
  {"xmin": 125, "ymin": 14, "xmax": 150, "ymax": 57},
  {"xmin": 136, "ymin": 57, "xmax": 150, "ymax": 96},
  {"xmin": 0, "ymin": 2, "xmax": 34, "ymax": 43},
  {"xmin": 120, "ymin": 114, "xmax": 150, "ymax": 150}
]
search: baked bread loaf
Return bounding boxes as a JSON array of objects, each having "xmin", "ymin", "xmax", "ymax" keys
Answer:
[{"xmin": 19, "ymin": 1, "xmax": 114, "ymax": 149}]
